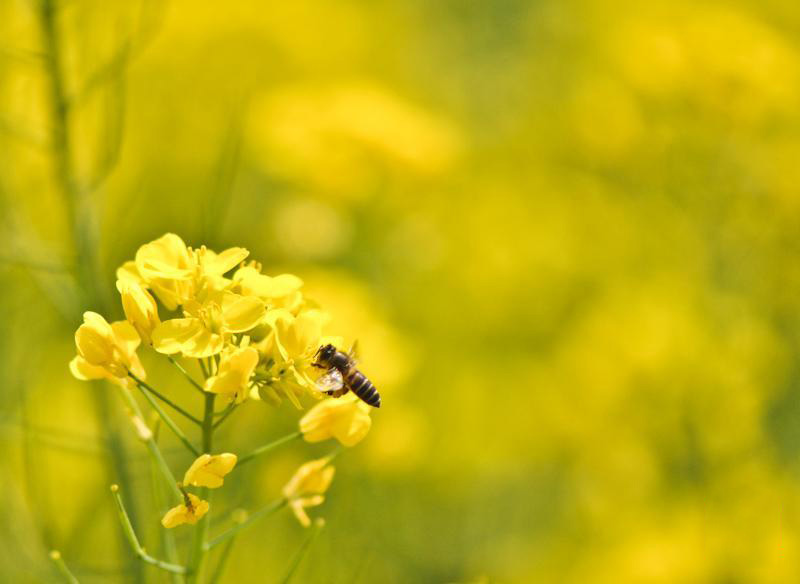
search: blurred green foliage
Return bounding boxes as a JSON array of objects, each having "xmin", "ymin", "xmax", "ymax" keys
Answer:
[{"xmin": 3, "ymin": 0, "xmax": 800, "ymax": 582}]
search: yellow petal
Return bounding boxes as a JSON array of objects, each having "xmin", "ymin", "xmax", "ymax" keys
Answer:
[
  {"xmin": 152, "ymin": 318, "xmax": 204, "ymax": 355},
  {"xmin": 75, "ymin": 312, "xmax": 115, "ymax": 365},
  {"xmin": 116, "ymin": 261, "xmax": 144, "ymax": 285},
  {"xmin": 202, "ymin": 247, "xmax": 249, "ymax": 276},
  {"xmin": 69, "ymin": 356, "xmax": 109, "ymax": 381},
  {"xmin": 183, "ymin": 453, "xmax": 238, "ymax": 488},
  {"xmin": 221, "ymin": 293, "xmax": 265, "ymax": 333},
  {"xmin": 300, "ymin": 397, "xmax": 372, "ymax": 447},
  {"xmin": 117, "ymin": 280, "xmax": 160, "ymax": 344},
  {"xmin": 182, "ymin": 328, "xmax": 225, "ymax": 358},
  {"xmin": 136, "ymin": 233, "xmax": 194, "ymax": 281}
]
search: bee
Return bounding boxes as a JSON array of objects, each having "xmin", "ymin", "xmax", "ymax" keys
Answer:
[{"xmin": 313, "ymin": 342, "xmax": 381, "ymax": 408}]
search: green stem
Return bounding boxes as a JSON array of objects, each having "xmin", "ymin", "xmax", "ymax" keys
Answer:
[
  {"xmin": 110, "ymin": 485, "xmax": 187, "ymax": 574},
  {"xmin": 212, "ymin": 403, "xmax": 238, "ymax": 429},
  {"xmin": 49, "ymin": 551, "xmax": 80, "ymax": 584},
  {"xmin": 204, "ymin": 499, "xmax": 287, "ymax": 550},
  {"xmin": 132, "ymin": 378, "xmax": 200, "ymax": 456},
  {"xmin": 129, "ymin": 372, "xmax": 202, "ymax": 425},
  {"xmin": 186, "ymin": 392, "xmax": 216, "ymax": 582},
  {"xmin": 149, "ymin": 428, "xmax": 183, "ymax": 584},
  {"xmin": 117, "ymin": 388, "xmax": 182, "ymax": 502},
  {"xmin": 207, "ymin": 533, "xmax": 238, "ymax": 584},
  {"xmin": 168, "ymin": 356, "xmax": 207, "ymax": 394},
  {"xmin": 279, "ymin": 519, "xmax": 325, "ymax": 584},
  {"xmin": 237, "ymin": 432, "xmax": 302, "ymax": 466}
]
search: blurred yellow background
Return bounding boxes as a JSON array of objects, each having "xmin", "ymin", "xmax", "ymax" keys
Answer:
[{"xmin": 3, "ymin": 0, "xmax": 800, "ymax": 582}]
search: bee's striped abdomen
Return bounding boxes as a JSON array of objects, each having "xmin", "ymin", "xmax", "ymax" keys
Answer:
[{"xmin": 345, "ymin": 369, "xmax": 381, "ymax": 408}]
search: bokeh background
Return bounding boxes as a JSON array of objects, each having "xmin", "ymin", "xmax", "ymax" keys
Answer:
[{"xmin": 2, "ymin": 0, "xmax": 800, "ymax": 582}]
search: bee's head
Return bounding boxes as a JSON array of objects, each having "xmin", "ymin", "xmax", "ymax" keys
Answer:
[{"xmin": 315, "ymin": 344, "xmax": 336, "ymax": 366}]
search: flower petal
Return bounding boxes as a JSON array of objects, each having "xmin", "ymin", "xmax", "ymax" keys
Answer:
[
  {"xmin": 152, "ymin": 318, "xmax": 204, "ymax": 355},
  {"xmin": 221, "ymin": 293, "xmax": 265, "ymax": 332}
]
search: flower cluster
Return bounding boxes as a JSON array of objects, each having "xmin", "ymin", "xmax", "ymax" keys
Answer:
[
  {"xmin": 68, "ymin": 232, "xmax": 377, "ymax": 566},
  {"xmin": 77, "ymin": 232, "xmax": 344, "ymax": 407}
]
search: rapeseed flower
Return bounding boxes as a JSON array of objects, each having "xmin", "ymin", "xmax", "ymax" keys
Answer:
[
  {"xmin": 233, "ymin": 264, "xmax": 304, "ymax": 312},
  {"xmin": 300, "ymin": 395, "xmax": 372, "ymax": 446},
  {"xmin": 131, "ymin": 233, "xmax": 249, "ymax": 310},
  {"xmin": 69, "ymin": 312, "xmax": 146, "ymax": 383},
  {"xmin": 152, "ymin": 291, "xmax": 265, "ymax": 358},
  {"xmin": 204, "ymin": 346, "xmax": 259, "ymax": 403},
  {"xmin": 183, "ymin": 453, "xmax": 238, "ymax": 488},
  {"xmin": 283, "ymin": 457, "xmax": 335, "ymax": 527},
  {"xmin": 117, "ymin": 279, "xmax": 160, "ymax": 344},
  {"xmin": 161, "ymin": 493, "xmax": 210, "ymax": 528}
]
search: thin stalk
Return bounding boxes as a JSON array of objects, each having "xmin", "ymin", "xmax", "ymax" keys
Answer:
[
  {"xmin": 110, "ymin": 485, "xmax": 187, "ymax": 575},
  {"xmin": 149, "ymin": 426, "xmax": 183, "ymax": 584},
  {"xmin": 207, "ymin": 532, "xmax": 238, "ymax": 584},
  {"xmin": 199, "ymin": 359, "xmax": 210, "ymax": 380},
  {"xmin": 49, "ymin": 550, "xmax": 80, "ymax": 584},
  {"xmin": 237, "ymin": 432, "xmax": 302, "ymax": 466},
  {"xmin": 133, "ymin": 378, "xmax": 200, "ymax": 456},
  {"xmin": 186, "ymin": 393, "xmax": 216, "ymax": 582},
  {"xmin": 117, "ymin": 388, "xmax": 182, "ymax": 502},
  {"xmin": 205, "ymin": 499, "xmax": 287, "ymax": 550},
  {"xmin": 279, "ymin": 519, "xmax": 325, "ymax": 584},
  {"xmin": 168, "ymin": 356, "xmax": 207, "ymax": 394},
  {"xmin": 212, "ymin": 403, "xmax": 238, "ymax": 429},
  {"xmin": 40, "ymin": 1, "xmax": 140, "ymax": 578},
  {"xmin": 129, "ymin": 372, "xmax": 202, "ymax": 425}
]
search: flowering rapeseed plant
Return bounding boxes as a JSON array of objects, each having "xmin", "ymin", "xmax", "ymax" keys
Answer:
[{"xmin": 67, "ymin": 233, "xmax": 376, "ymax": 582}]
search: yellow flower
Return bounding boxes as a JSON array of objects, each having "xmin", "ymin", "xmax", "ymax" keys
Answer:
[
  {"xmin": 183, "ymin": 453, "xmax": 238, "ymax": 488},
  {"xmin": 69, "ymin": 312, "xmax": 146, "ymax": 382},
  {"xmin": 151, "ymin": 291, "xmax": 265, "ymax": 358},
  {"xmin": 250, "ymin": 309, "xmax": 329, "ymax": 407},
  {"xmin": 300, "ymin": 395, "xmax": 372, "ymax": 447},
  {"xmin": 282, "ymin": 457, "xmax": 335, "ymax": 527},
  {"xmin": 161, "ymin": 493, "xmax": 209, "ymax": 528},
  {"xmin": 233, "ymin": 265, "xmax": 304, "ymax": 312},
  {"xmin": 204, "ymin": 346, "xmax": 259, "ymax": 403},
  {"xmin": 135, "ymin": 233, "xmax": 196, "ymax": 310},
  {"xmin": 117, "ymin": 279, "xmax": 160, "ymax": 344},
  {"xmin": 133, "ymin": 233, "xmax": 249, "ymax": 310}
]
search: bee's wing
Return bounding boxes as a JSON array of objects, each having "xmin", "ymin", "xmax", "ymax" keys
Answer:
[
  {"xmin": 348, "ymin": 340, "xmax": 360, "ymax": 366},
  {"xmin": 316, "ymin": 368, "xmax": 344, "ymax": 392}
]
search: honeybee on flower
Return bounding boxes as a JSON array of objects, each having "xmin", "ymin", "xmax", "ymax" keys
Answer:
[{"xmin": 67, "ymin": 233, "xmax": 378, "ymax": 575}]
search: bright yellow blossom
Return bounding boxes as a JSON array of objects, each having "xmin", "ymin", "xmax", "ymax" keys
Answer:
[
  {"xmin": 204, "ymin": 346, "xmax": 259, "ymax": 403},
  {"xmin": 300, "ymin": 395, "xmax": 372, "ymax": 447},
  {"xmin": 132, "ymin": 233, "xmax": 249, "ymax": 310},
  {"xmin": 183, "ymin": 453, "xmax": 238, "ymax": 488},
  {"xmin": 151, "ymin": 291, "xmax": 265, "ymax": 358},
  {"xmin": 282, "ymin": 457, "xmax": 335, "ymax": 527},
  {"xmin": 117, "ymin": 279, "xmax": 160, "ymax": 344},
  {"xmin": 233, "ymin": 265, "xmax": 304, "ymax": 312},
  {"xmin": 251, "ymin": 309, "xmax": 329, "ymax": 407},
  {"xmin": 134, "ymin": 233, "xmax": 196, "ymax": 309},
  {"xmin": 161, "ymin": 493, "xmax": 209, "ymax": 528},
  {"xmin": 69, "ymin": 312, "xmax": 146, "ymax": 382}
]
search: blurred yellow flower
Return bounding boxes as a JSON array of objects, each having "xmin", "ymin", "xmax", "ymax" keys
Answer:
[
  {"xmin": 282, "ymin": 457, "xmax": 335, "ymax": 527},
  {"xmin": 300, "ymin": 395, "xmax": 371, "ymax": 447},
  {"xmin": 183, "ymin": 453, "xmax": 238, "ymax": 488},
  {"xmin": 116, "ymin": 279, "xmax": 160, "ymax": 344},
  {"xmin": 204, "ymin": 346, "xmax": 259, "ymax": 403},
  {"xmin": 161, "ymin": 493, "xmax": 209, "ymax": 528},
  {"xmin": 69, "ymin": 312, "xmax": 146, "ymax": 382},
  {"xmin": 151, "ymin": 291, "xmax": 265, "ymax": 358}
]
